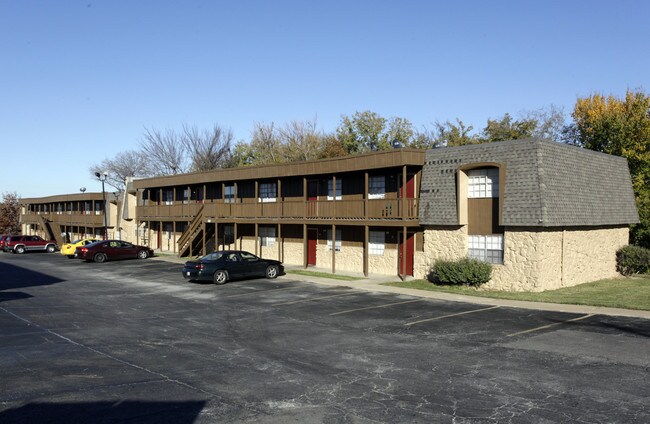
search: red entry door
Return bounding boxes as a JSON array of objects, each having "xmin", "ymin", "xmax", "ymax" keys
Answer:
[
  {"xmin": 398, "ymin": 231, "xmax": 415, "ymax": 276},
  {"xmin": 399, "ymin": 173, "xmax": 416, "ymax": 218},
  {"xmin": 307, "ymin": 228, "xmax": 317, "ymax": 266}
]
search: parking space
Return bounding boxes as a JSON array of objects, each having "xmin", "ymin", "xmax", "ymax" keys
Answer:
[{"xmin": 1, "ymin": 252, "xmax": 650, "ymax": 422}]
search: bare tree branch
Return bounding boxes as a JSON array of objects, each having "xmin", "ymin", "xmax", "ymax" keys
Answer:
[
  {"xmin": 140, "ymin": 127, "xmax": 188, "ymax": 175},
  {"xmin": 181, "ymin": 124, "xmax": 233, "ymax": 172}
]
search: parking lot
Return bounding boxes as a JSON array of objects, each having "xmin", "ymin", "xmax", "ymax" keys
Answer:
[{"xmin": 1, "ymin": 252, "xmax": 649, "ymax": 423}]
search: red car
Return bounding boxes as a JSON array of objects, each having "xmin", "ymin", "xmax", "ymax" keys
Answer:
[
  {"xmin": 75, "ymin": 240, "xmax": 154, "ymax": 263},
  {"xmin": 4, "ymin": 235, "xmax": 58, "ymax": 254}
]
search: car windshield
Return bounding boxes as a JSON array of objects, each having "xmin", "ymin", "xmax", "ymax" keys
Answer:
[{"xmin": 71, "ymin": 239, "xmax": 82, "ymax": 244}]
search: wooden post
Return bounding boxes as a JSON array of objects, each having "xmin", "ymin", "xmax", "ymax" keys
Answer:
[
  {"xmin": 364, "ymin": 225, "xmax": 369, "ymax": 277},
  {"xmin": 331, "ymin": 224, "xmax": 336, "ymax": 274},
  {"xmin": 303, "ymin": 223, "xmax": 307, "ymax": 268}
]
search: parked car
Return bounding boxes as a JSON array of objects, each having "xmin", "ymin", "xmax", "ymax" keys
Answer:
[
  {"xmin": 182, "ymin": 250, "xmax": 284, "ymax": 284},
  {"xmin": 4, "ymin": 235, "xmax": 58, "ymax": 254},
  {"xmin": 0, "ymin": 235, "xmax": 9, "ymax": 251},
  {"xmin": 60, "ymin": 238, "xmax": 101, "ymax": 258},
  {"xmin": 75, "ymin": 240, "xmax": 154, "ymax": 263}
]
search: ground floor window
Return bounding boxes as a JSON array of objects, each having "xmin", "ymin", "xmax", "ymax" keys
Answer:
[
  {"xmin": 468, "ymin": 235, "xmax": 503, "ymax": 264},
  {"xmin": 369, "ymin": 231, "xmax": 385, "ymax": 255},
  {"xmin": 327, "ymin": 229, "xmax": 342, "ymax": 251},
  {"xmin": 259, "ymin": 226, "xmax": 276, "ymax": 247}
]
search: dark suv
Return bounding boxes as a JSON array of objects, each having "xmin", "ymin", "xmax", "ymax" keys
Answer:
[{"xmin": 4, "ymin": 235, "xmax": 58, "ymax": 254}]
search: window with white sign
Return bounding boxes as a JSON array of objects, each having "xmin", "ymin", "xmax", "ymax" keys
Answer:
[
  {"xmin": 259, "ymin": 182, "xmax": 277, "ymax": 203},
  {"xmin": 327, "ymin": 229, "xmax": 342, "ymax": 251},
  {"xmin": 368, "ymin": 176, "xmax": 386, "ymax": 199},
  {"xmin": 369, "ymin": 231, "xmax": 385, "ymax": 255},
  {"xmin": 327, "ymin": 179, "xmax": 342, "ymax": 200},
  {"xmin": 259, "ymin": 226, "xmax": 276, "ymax": 247}
]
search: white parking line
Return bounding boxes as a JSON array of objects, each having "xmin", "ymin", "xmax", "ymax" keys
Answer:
[
  {"xmin": 273, "ymin": 291, "xmax": 365, "ymax": 306},
  {"xmin": 506, "ymin": 314, "xmax": 593, "ymax": 337},
  {"xmin": 330, "ymin": 299, "xmax": 423, "ymax": 316},
  {"xmin": 405, "ymin": 305, "xmax": 500, "ymax": 326}
]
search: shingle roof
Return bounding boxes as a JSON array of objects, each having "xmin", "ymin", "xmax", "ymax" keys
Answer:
[{"xmin": 419, "ymin": 138, "xmax": 639, "ymax": 227}]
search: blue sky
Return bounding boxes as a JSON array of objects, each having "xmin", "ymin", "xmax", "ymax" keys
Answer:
[{"xmin": 2, "ymin": 0, "xmax": 648, "ymax": 198}]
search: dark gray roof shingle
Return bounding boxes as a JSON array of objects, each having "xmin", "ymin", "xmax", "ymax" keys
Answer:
[{"xmin": 419, "ymin": 138, "xmax": 639, "ymax": 227}]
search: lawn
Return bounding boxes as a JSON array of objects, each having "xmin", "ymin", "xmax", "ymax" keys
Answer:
[{"xmin": 385, "ymin": 275, "xmax": 650, "ymax": 311}]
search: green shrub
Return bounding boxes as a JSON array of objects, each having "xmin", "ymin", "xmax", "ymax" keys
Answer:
[
  {"xmin": 428, "ymin": 258, "xmax": 492, "ymax": 286},
  {"xmin": 616, "ymin": 245, "xmax": 650, "ymax": 276}
]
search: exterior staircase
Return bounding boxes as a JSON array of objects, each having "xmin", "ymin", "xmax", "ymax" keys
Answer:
[
  {"xmin": 178, "ymin": 205, "xmax": 205, "ymax": 257},
  {"xmin": 39, "ymin": 215, "xmax": 63, "ymax": 245}
]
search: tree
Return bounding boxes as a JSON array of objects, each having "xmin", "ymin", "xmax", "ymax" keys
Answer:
[
  {"xmin": 280, "ymin": 118, "xmax": 324, "ymax": 162},
  {"xmin": 89, "ymin": 150, "xmax": 153, "ymax": 192},
  {"xmin": 568, "ymin": 89, "xmax": 650, "ymax": 247},
  {"xmin": 336, "ymin": 111, "xmax": 389, "ymax": 153},
  {"xmin": 0, "ymin": 192, "xmax": 21, "ymax": 234},
  {"xmin": 479, "ymin": 113, "xmax": 537, "ymax": 142},
  {"xmin": 521, "ymin": 104, "xmax": 566, "ymax": 141},
  {"xmin": 181, "ymin": 124, "xmax": 234, "ymax": 172},
  {"xmin": 431, "ymin": 119, "xmax": 478, "ymax": 147},
  {"xmin": 140, "ymin": 127, "xmax": 188, "ymax": 175}
]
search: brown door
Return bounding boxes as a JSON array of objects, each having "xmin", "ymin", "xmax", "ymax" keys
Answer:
[
  {"xmin": 307, "ymin": 228, "xmax": 317, "ymax": 265},
  {"xmin": 398, "ymin": 231, "xmax": 415, "ymax": 276}
]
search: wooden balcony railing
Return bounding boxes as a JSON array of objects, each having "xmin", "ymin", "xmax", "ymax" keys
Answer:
[
  {"xmin": 137, "ymin": 198, "xmax": 418, "ymax": 221},
  {"xmin": 21, "ymin": 212, "xmax": 106, "ymax": 227}
]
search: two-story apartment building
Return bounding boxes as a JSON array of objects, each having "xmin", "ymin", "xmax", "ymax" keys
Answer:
[
  {"xmin": 20, "ymin": 190, "xmax": 138, "ymax": 246},
  {"xmin": 133, "ymin": 149, "xmax": 426, "ymax": 277}
]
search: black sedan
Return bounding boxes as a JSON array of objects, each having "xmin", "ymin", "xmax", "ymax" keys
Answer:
[
  {"xmin": 182, "ymin": 250, "xmax": 284, "ymax": 284},
  {"xmin": 75, "ymin": 240, "xmax": 154, "ymax": 263}
]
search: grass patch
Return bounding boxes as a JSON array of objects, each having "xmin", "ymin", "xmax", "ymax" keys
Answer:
[
  {"xmin": 287, "ymin": 270, "xmax": 363, "ymax": 281},
  {"xmin": 385, "ymin": 275, "xmax": 650, "ymax": 311}
]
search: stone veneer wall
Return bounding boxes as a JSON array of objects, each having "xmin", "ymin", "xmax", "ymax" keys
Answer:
[
  {"xmin": 281, "ymin": 240, "xmax": 304, "ymax": 266},
  {"xmin": 419, "ymin": 225, "xmax": 628, "ymax": 291},
  {"xmin": 316, "ymin": 243, "xmax": 364, "ymax": 273},
  {"xmin": 414, "ymin": 226, "xmax": 468, "ymax": 279},
  {"xmin": 488, "ymin": 226, "xmax": 629, "ymax": 291}
]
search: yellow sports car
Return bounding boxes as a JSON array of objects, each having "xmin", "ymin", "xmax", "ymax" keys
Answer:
[{"xmin": 60, "ymin": 238, "xmax": 101, "ymax": 258}]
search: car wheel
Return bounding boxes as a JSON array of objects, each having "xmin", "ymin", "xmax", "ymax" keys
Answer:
[
  {"xmin": 46, "ymin": 245, "xmax": 56, "ymax": 253},
  {"xmin": 137, "ymin": 250, "xmax": 148, "ymax": 259},
  {"xmin": 213, "ymin": 270, "xmax": 228, "ymax": 285},
  {"xmin": 93, "ymin": 253, "xmax": 107, "ymax": 263},
  {"xmin": 15, "ymin": 246, "xmax": 25, "ymax": 254},
  {"xmin": 265, "ymin": 265, "xmax": 279, "ymax": 279}
]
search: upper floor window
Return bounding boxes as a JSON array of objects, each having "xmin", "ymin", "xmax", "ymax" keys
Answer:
[
  {"xmin": 468, "ymin": 168, "xmax": 499, "ymax": 198},
  {"xmin": 259, "ymin": 182, "xmax": 277, "ymax": 203},
  {"xmin": 224, "ymin": 184, "xmax": 236, "ymax": 203},
  {"xmin": 327, "ymin": 179, "xmax": 342, "ymax": 200},
  {"xmin": 164, "ymin": 189, "xmax": 174, "ymax": 205},
  {"xmin": 368, "ymin": 176, "xmax": 386, "ymax": 199}
]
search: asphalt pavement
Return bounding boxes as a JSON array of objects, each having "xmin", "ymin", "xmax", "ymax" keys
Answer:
[{"xmin": 1, "ymin": 252, "xmax": 649, "ymax": 423}]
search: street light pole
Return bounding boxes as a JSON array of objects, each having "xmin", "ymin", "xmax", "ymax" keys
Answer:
[{"xmin": 95, "ymin": 172, "xmax": 108, "ymax": 240}]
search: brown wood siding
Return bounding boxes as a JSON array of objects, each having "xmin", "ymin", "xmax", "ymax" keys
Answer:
[{"xmin": 468, "ymin": 198, "xmax": 503, "ymax": 235}]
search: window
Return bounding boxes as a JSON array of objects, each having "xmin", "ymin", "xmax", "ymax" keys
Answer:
[
  {"xmin": 468, "ymin": 168, "xmax": 499, "ymax": 198},
  {"xmin": 369, "ymin": 231, "xmax": 385, "ymax": 255},
  {"xmin": 327, "ymin": 229, "xmax": 342, "ymax": 251},
  {"xmin": 468, "ymin": 235, "xmax": 503, "ymax": 264},
  {"xmin": 327, "ymin": 179, "xmax": 342, "ymax": 200},
  {"xmin": 224, "ymin": 185, "xmax": 235, "ymax": 203},
  {"xmin": 259, "ymin": 182, "xmax": 277, "ymax": 203},
  {"xmin": 368, "ymin": 176, "xmax": 386, "ymax": 199},
  {"xmin": 164, "ymin": 189, "xmax": 174, "ymax": 205},
  {"xmin": 259, "ymin": 226, "xmax": 276, "ymax": 247}
]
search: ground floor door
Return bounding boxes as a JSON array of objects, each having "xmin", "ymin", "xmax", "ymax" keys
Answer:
[
  {"xmin": 398, "ymin": 231, "xmax": 415, "ymax": 276},
  {"xmin": 307, "ymin": 228, "xmax": 317, "ymax": 265}
]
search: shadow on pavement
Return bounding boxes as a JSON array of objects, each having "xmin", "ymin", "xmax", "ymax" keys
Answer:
[
  {"xmin": 0, "ymin": 292, "xmax": 33, "ymax": 303},
  {"xmin": 0, "ymin": 261, "xmax": 65, "ymax": 291},
  {"xmin": 0, "ymin": 400, "xmax": 206, "ymax": 424}
]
